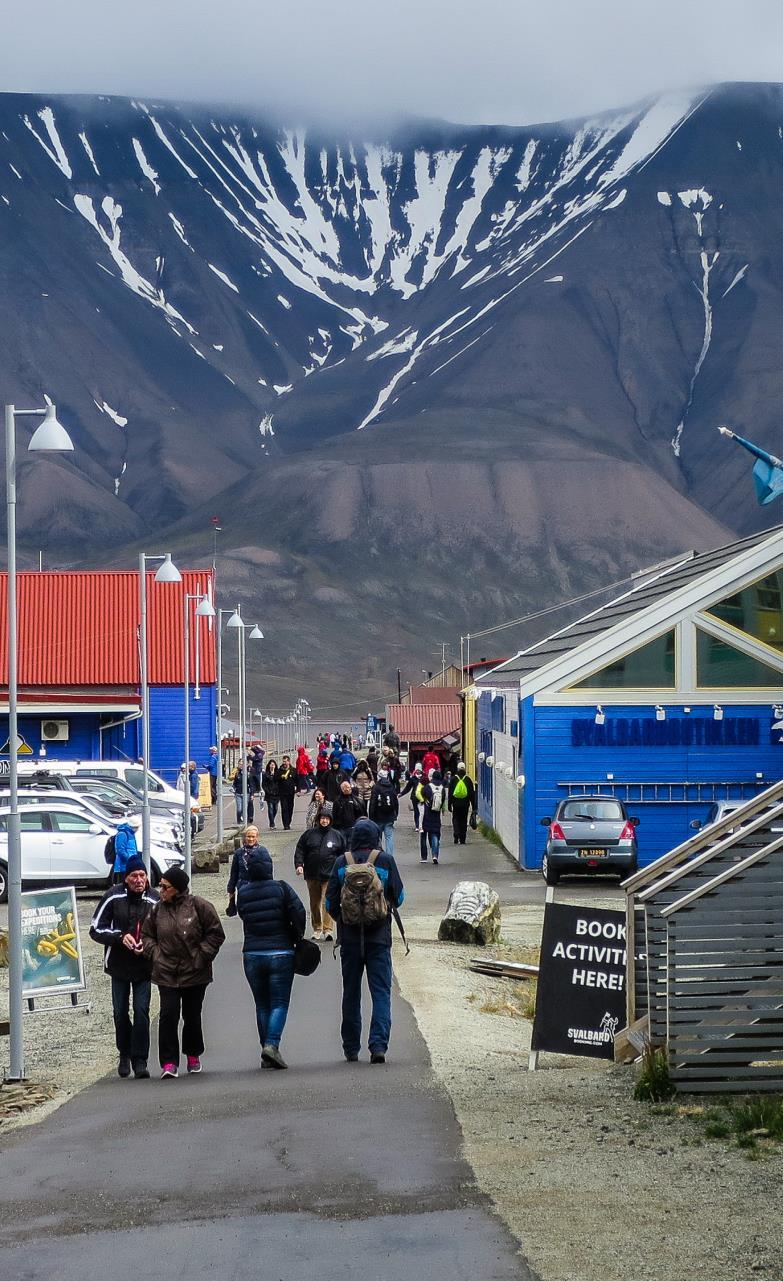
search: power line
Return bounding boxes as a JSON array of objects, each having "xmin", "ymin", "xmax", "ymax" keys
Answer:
[{"xmin": 463, "ymin": 571, "xmax": 639, "ymax": 643}]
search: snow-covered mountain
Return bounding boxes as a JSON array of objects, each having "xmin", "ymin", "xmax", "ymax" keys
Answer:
[{"xmin": 1, "ymin": 84, "xmax": 779, "ymax": 699}]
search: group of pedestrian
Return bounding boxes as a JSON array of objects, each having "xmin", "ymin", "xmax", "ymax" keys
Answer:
[
  {"xmin": 91, "ymin": 810, "xmax": 405, "ymax": 1077},
  {"xmin": 91, "ymin": 734, "xmax": 476, "ymax": 1080}
]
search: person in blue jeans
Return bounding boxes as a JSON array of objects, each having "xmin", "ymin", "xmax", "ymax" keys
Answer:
[
  {"xmin": 236, "ymin": 848, "xmax": 305, "ymax": 1070},
  {"xmin": 326, "ymin": 819, "xmax": 405, "ymax": 1064},
  {"xmin": 368, "ymin": 768, "xmax": 399, "ymax": 858}
]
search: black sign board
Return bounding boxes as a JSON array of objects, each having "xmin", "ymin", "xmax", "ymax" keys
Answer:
[{"xmin": 531, "ymin": 902, "xmax": 626, "ymax": 1059}]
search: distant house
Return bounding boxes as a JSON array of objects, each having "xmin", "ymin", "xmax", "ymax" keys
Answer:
[
  {"xmin": 0, "ymin": 570, "xmax": 215, "ymax": 784},
  {"xmin": 471, "ymin": 527, "xmax": 783, "ymax": 868}
]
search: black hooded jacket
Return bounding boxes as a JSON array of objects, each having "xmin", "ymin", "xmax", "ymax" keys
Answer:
[
  {"xmin": 293, "ymin": 824, "xmax": 346, "ymax": 880},
  {"xmin": 89, "ymin": 884, "xmax": 159, "ymax": 980},
  {"xmin": 237, "ymin": 852, "xmax": 306, "ymax": 953}
]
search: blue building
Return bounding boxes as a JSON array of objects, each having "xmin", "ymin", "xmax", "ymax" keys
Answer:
[
  {"xmin": 473, "ymin": 527, "xmax": 783, "ymax": 870},
  {"xmin": 0, "ymin": 570, "xmax": 216, "ymax": 785}
]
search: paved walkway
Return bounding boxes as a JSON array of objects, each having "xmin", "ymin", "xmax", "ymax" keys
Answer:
[{"xmin": 0, "ymin": 793, "xmax": 539, "ymax": 1280}]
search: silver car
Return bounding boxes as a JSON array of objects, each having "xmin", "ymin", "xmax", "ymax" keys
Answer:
[{"xmin": 540, "ymin": 795, "xmax": 639, "ymax": 884}]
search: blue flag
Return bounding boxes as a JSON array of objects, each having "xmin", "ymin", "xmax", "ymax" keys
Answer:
[{"xmin": 718, "ymin": 427, "xmax": 783, "ymax": 505}]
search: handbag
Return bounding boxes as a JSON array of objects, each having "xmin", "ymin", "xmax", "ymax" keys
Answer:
[
  {"xmin": 283, "ymin": 881, "xmax": 321, "ymax": 976},
  {"xmin": 469, "ymin": 812, "xmax": 478, "ymax": 830},
  {"xmin": 293, "ymin": 936, "xmax": 321, "ymax": 976}
]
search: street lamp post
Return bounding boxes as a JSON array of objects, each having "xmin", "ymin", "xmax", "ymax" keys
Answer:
[
  {"xmin": 4, "ymin": 402, "xmax": 74, "ymax": 1082},
  {"xmin": 226, "ymin": 610, "xmax": 262, "ymax": 828},
  {"xmin": 139, "ymin": 552, "xmax": 180, "ymax": 872},
  {"xmin": 183, "ymin": 590, "xmax": 215, "ymax": 877},
  {"xmin": 215, "ymin": 606, "xmax": 239, "ymax": 845}
]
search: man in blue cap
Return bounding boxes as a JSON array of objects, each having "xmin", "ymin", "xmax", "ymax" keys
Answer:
[{"xmin": 326, "ymin": 818, "xmax": 404, "ymax": 1064}]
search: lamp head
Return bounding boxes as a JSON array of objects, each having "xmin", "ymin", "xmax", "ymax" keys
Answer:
[
  {"xmin": 28, "ymin": 404, "xmax": 74, "ymax": 453},
  {"xmin": 226, "ymin": 610, "xmax": 243, "ymax": 629},
  {"xmin": 249, "ymin": 625, "xmax": 263, "ymax": 639},
  {"xmin": 154, "ymin": 553, "xmax": 181, "ymax": 584},
  {"xmin": 195, "ymin": 596, "xmax": 215, "ymax": 617}
]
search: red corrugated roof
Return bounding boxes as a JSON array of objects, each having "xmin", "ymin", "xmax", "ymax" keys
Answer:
[
  {"xmin": 0, "ymin": 571, "xmax": 216, "ymax": 687},
  {"xmin": 386, "ymin": 703, "xmax": 462, "ymax": 742}
]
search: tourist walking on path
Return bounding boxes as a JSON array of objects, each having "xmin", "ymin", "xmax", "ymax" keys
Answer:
[
  {"xmin": 226, "ymin": 825, "xmax": 268, "ymax": 912},
  {"xmin": 232, "ymin": 763, "xmax": 254, "ymax": 824},
  {"xmin": 381, "ymin": 746, "xmax": 403, "ymax": 792},
  {"xmin": 383, "ymin": 724, "xmax": 401, "ymax": 753},
  {"xmin": 448, "ymin": 763, "xmax": 476, "ymax": 845},
  {"xmin": 188, "ymin": 761, "xmax": 200, "ymax": 801},
  {"xmin": 333, "ymin": 778, "xmax": 366, "ymax": 843},
  {"xmin": 400, "ymin": 763, "xmax": 424, "ymax": 832},
  {"xmin": 142, "ymin": 868, "xmax": 226, "ymax": 1079},
  {"xmin": 250, "ymin": 745, "xmax": 265, "ymax": 795},
  {"xmin": 352, "ymin": 759, "xmax": 375, "ymax": 807},
  {"xmin": 278, "ymin": 755, "xmax": 297, "ymax": 831},
  {"xmin": 111, "ymin": 815, "xmax": 141, "ymax": 883},
  {"xmin": 90, "ymin": 855, "xmax": 158, "ymax": 1079},
  {"xmin": 368, "ymin": 768, "xmax": 399, "ymax": 857},
  {"xmin": 326, "ymin": 819, "xmax": 405, "ymax": 1063},
  {"xmin": 421, "ymin": 770, "xmax": 447, "ymax": 864},
  {"xmin": 365, "ymin": 745, "xmax": 380, "ymax": 779},
  {"xmin": 262, "ymin": 759, "xmax": 280, "ymax": 828},
  {"xmin": 204, "ymin": 746, "xmax": 220, "ymax": 805},
  {"xmin": 323, "ymin": 758, "xmax": 347, "ymax": 803},
  {"xmin": 305, "ymin": 787, "xmax": 326, "ymax": 827},
  {"xmin": 294, "ymin": 801, "xmax": 344, "ymax": 940},
  {"xmin": 296, "ymin": 746, "xmax": 315, "ymax": 793},
  {"xmin": 315, "ymin": 748, "xmax": 330, "ymax": 789},
  {"xmin": 421, "ymin": 745, "xmax": 441, "ymax": 778},
  {"xmin": 237, "ymin": 849, "xmax": 306, "ymax": 1070}
]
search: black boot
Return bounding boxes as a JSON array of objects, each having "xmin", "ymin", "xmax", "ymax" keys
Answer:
[
  {"xmin": 118, "ymin": 1055, "xmax": 132, "ymax": 1078},
  {"xmin": 132, "ymin": 1059, "xmax": 150, "ymax": 1079}
]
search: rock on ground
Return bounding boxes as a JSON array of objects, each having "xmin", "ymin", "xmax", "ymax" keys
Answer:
[{"xmin": 438, "ymin": 880, "xmax": 501, "ymax": 945}]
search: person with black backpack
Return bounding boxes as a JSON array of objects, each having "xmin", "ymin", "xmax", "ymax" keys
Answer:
[
  {"xmin": 368, "ymin": 767, "xmax": 399, "ymax": 857},
  {"xmin": 325, "ymin": 818, "xmax": 405, "ymax": 1064}
]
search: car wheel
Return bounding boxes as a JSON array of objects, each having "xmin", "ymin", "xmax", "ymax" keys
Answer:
[
  {"xmin": 0, "ymin": 861, "xmax": 7, "ymax": 903},
  {"xmin": 542, "ymin": 854, "xmax": 559, "ymax": 886}
]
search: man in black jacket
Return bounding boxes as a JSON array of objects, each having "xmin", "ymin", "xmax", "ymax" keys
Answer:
[
  {"xmin": 332, "ymin": 779, "xmax": 366, "ymax": 843},
  {"xmin": 326, "ymin": 819, "xmax": 405, "ymax": 1064},
  {"xmin": 293, "ymin": 801, "xmax": 345, "ymax": 940},
  {"xmin": 89, "ymin": 855, "xmax": 159, "ymax": 1079},
  {"xmin": 277, "ymin": 755, "xmax": 297, "ymax": 830},
  {"xmin": 448, "ymin": 762, "xmax": 477, "ymax": 844}
]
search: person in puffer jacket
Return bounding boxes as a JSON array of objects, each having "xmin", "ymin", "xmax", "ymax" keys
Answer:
[
  {"xmin": 237, "ymin": 849, "xmax": 306, "ymax": 1070},
  {"xmin": 113, "ymin": 816, "xmax": 141, "ymax": 881}
]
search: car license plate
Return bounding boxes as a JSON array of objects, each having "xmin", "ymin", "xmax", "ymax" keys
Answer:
[{"xmin": 578, "ymin": 848, "xmax": 607, "ymax": 858}]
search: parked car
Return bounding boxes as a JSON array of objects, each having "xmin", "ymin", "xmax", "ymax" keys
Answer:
[
  {"xmin": 5, "ymin": 769, "xmax": 184, "ymax": 847},
  {"xmin": 70, "ymin": 762, "xmax": 204, "ymax": 833},
  {"xmin": 690, "ymin": 802, "xmax": 741, "ymax": 831},
  {"xmin": 14, "ymin": 789, "xmax": 180, "ymax": 851},
  {"xmin": 0, "ymin": 799, "xmax": 184, "ymax": 901},
  {"xmin": 540, "ymin": 795, "xmax": 639, "ymax": 884}
]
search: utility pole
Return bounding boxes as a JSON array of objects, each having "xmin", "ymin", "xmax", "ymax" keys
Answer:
[{"xmin": 397, "ymin": 668, "xmax": 402, "ymax": 703}]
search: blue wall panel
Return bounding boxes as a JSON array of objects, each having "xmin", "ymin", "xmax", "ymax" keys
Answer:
[
  {"xmin": 150, "ymin": 685, "xmax": 216, "ymax": 785},
  {"xmin": 530, "ymin": 702, "xmax": 783, "ymax": 869},
  {"xmin": 477, "ymin": 693, "xmax": 494, "ymax": 823},
  {"xmin": 0, "ymin": 714, "xmax": 100, "ymax": 761}
]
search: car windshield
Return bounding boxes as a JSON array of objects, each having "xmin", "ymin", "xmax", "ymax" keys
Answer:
[{"xmin": 560, "ymin": 800, "xmax": 624, "ymax": 821}]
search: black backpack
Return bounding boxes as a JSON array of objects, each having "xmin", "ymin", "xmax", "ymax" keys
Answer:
[
  {"xmin": 103, "ymin": 834, "xmax": 117, "ymax": 866},
  {"xmin": 378, "ymin": 787, "xmax": 394, "ymax": 813}
]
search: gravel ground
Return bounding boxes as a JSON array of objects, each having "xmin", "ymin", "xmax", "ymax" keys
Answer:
[{"xmin": 394, "ymin": 901, "xmax": 783, "ymax": 1281}]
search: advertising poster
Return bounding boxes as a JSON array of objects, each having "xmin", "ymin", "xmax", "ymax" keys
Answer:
[
  {"xmin": 21, "ymin": 887, "xmax": 85, "ymax": 998},
  {"xmin": 531, "ymin": 902, "xmax": 627, "ymax": 1060}
]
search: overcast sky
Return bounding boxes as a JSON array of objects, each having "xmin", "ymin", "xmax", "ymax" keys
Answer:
[{"xmin": 3, "ymin": 0, "xmax": 783, "ymax": 125}]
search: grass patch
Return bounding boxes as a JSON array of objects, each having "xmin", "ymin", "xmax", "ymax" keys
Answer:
[
  {"xmin": 479, "ymin": 989, "xmax": 530, "ymax": 1019},
  {"xmin": 634, "ymin": 1044, "xmax": 676, "ymax": 1102},
  {"xmin": 477, "ymin": 820, "xmax": 507, "ymax": 852},
  {"xmin": 652, "ymin": 1094, "xmax": 783, "ymax": 1158}
]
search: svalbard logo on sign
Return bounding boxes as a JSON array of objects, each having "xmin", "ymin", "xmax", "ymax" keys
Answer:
[{"xmin": 531, "ymin": 904, "xmax": 628, "ymax": 1060}]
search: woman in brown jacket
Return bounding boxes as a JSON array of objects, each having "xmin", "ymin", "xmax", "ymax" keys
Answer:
[{"xmin": 142, "ymin": 867, "xmax": 225, "ymax": 1078}]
